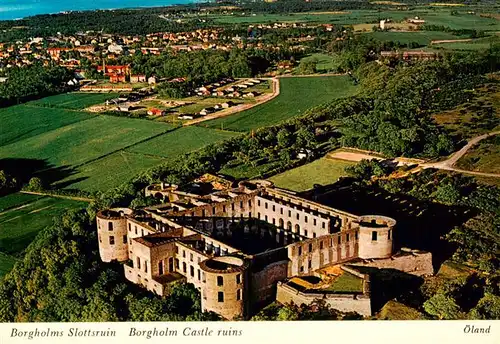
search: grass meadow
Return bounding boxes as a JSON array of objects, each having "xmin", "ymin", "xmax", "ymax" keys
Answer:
[
  {"xmin": 127, "ymin": 126, "xmax": 241, "ymax": 159},
  {"xmin": 0, "ymin": 116, "xmax": 173, "ymax": 168},
  {"xmin": 363, "ymin": 31, "xmax": 467, "ymax": 45},
  {"xmin": 268, "ymin": 158, "xmax": 354, "ymax": 192},
  {"xmin": 201, "ymin": 76, "xmax": 358, "ymax": 132},
  {"xmin": 456, "ymin": 135, "xmax": 500, "ymax": 174},
  {"xmin": 0, "ymin": 194, "xmax": 87, "ymax": 277},
  {"xmin": 56, "ymin": 151, "xmax": 168, "ymax": 192},
  {"xmin": 0, "ymin": 105, "xmax": 92, "ymax": 147},
  {"xmin": 298, "ymin": 53, "xmax": 337, "ymax": 72},
  {"xmin": 28, "ymin": 92, "xmax": 119, "ymax": 110}
]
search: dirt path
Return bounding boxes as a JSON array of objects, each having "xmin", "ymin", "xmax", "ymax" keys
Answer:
[
  {"xmin": 182, "ymin": 78, "xmax": 280, "ymax": 127},
  {"xmin": 20, "ymin": 191, "xmax": 93, "ymax": 202},
  {"xmin": 328, "ymin": 131, "xmax": 500, "ymax": 178},
  {"xmin": 421, "ymin": 131, "xmax": 500, "ymax": 175}
]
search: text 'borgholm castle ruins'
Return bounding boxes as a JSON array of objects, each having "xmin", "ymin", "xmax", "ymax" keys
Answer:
[{"xmin": 96, "ymin": 175, "xmax": 433, "ymax": 319}]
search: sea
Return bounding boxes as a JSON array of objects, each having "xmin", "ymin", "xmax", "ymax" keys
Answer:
[{"xmin": 0, "ymin": 0, "xmax": 195, "ymax": 21}]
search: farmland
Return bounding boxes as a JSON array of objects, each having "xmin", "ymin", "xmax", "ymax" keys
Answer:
[
  {"xmin": 28, "ymin": 92, "xmax": 119, "ymax": 110},
  {"xmin": 201, "ymin": 76, "xmax": 358, "ymax": 132},
  {"xmin": 363, "ymin": 31, "xmax": 467, "ymax": 46},
  {"xmin": 268, "ymin": 158, "xmax": 354, "ymax": 192},
  {"xmin": 0, "ymin": 105, "xmax": 92, "ymax": 147},
  {"xmin": 210, "ymin": 9, "xmax": 498, "ymax": 31},
  {"xmin": 0, "ymin": 193, "xmax": 87, "ymax": 277},
  {"xmin": 127, "ymin": 126, "xmax": 241, "ymax": 159},
  {"xmin": 0, "ymin": 116, "xmax": 173, "ymax": 168},
  {"xmin": 56, "ymin": 151, "xmax": 168, "ymax": 192},
  {"xmin": 431, "ymin": 36, "xmax": 500, "ymax": 51},
  {"xmin": 298, "ymin": 53, "xmax": 337, "ymax": 73}
]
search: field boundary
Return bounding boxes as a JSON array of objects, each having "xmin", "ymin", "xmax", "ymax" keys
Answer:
[{"xmin": 20, "ymin": 191, "xmax": 93, "ymax": 202}]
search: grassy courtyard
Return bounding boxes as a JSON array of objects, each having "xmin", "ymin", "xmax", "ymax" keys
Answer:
[{"xmin": 268, "ymin": 158, "xmax": 354, "ymax": 192}]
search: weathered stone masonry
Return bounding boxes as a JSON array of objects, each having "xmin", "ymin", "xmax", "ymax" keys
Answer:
[{"xmin": 96, "ymin": 180, "xmax": 433, "ymax": 319}]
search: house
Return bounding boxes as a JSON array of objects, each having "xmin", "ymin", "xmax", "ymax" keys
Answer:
[
  {"xmin": 199, "ymin": 107, "xmax": 216, "ymax": 116},
  {"xmin": 178, "ymin": 114, "xmax": 195, "ymax": 120},
  {"xmin": 130, "ymin": 75, "xmax": 146, "ymax": 83},
  {"xmin": 222, "ymin": 101, "xmax": 234, "ymax": 108},
  {"xmin": 243, "ymin": 92, "xmax": 257, "ymax": 98},
  {"xmin": 110, "ymin": 74, "xmax": 126, "ymax": 83},
  {"xmin": 97, "ymin": 65, "xmax": 130, "ymax": 76},
  {"xmin": 148, "ymin": 76, "xmax": 157, "ymax": 85},
  {"xmin": 117, "ymin": 105, "xmax": 130, "ymax": 112},
  {"xmin": 147, "ymin": 108, "xmax": 165, "ymax": 116}
]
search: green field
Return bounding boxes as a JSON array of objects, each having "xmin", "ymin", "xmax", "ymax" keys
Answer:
[
  {"xmin": 127, "ymin": 126, "xmax": 241, "ymax": 159},
  {"xmin": 201, "ymin": 76, "xmax": 358, "ymax": 132},
  {"xmin": 0, "ymin": 105, "xmax": 92, "ymax": 147},
  {"xmin": 57, "ymin": 151, "xmax": 167, "ymax": 192},
  {"xmin": 28, "ymin": 92, "xmax": 119, "ymax": 110},
  {"xmin": 456, "ymin": 135, "xmax": 500, "ymax": 174},
  {"xmin": 363, "ymin": 31, "xmax": 466, "ymax": 45},
  {"xmin": 0, "ymin": 116, "xmax": 173, "ymax": 168},
  {"xmin": 432, "ymin": 36, "xmax": 500, "ymax": 51},
  {"xmin": 220, "ymin": 160, "xmax": 281, "ymax": 181},
  {"xmin": 268, "ymin": 158, "xmax": 354, "ymax": 192},
  {"xmin": 0, "ymin": 252, "xmax": 17, "ymax": 278},
  {"xmin": 0, "ymin": 192, "xmax": 42, "ymax": 212},
  {"xmin": 211, "ymin": 10, "xmax": 498, "ymax": 30},
  {"xmin": 298, "ymin": 53, "xmax": 337, "ymax": 72},
  {"xmin": 0, "ymin": 194, "xmax": 87, "ymax": 277}
]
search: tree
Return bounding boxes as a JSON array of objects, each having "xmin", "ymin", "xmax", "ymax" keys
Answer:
[
  {"xmin": 297, "ymin": 58, "xmax": 317, "ymax": 75},
  {"xmin": 24, "ymin": 177, "xmax": 45, "ymax": 192},
  {"xmin": 469, "ymin": 293, "xmax": 500, "ymax": 320},
  {"xmin": 432, "ymin": 183, "xmax": 461, "ymax": 205},
  {"xmin": 423, "ymin": 293, "xmax": 462, "ymax": 319}
]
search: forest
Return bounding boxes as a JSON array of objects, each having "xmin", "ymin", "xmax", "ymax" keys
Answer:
[{"xmin": 0, "ymin": 64, "xmax": 73, "ymax": 107}]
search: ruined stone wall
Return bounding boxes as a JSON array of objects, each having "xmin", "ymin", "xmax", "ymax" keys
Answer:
[
  {"xmin": 276, "ymin": 282, "xmax": 372, "ymax": 316},
  {"xmin": 357, "ymin": 215, "xmax": 395, "ymax": 259},
  {"xmin": 351, "ymin": 251, "xmax": 434, "ymax": 277},
  {"xmin": 200, "ymin": 256, "xmax": 249, "ymax": 320},
  {"xmin": 287, "ymin": 229, "xmax": 360, "ymax": 276},
  {"xmin": 250, "ymin": 260, "xmax": 289, "ymax": 309},
  {"xmin": 97, "ymin": 209, "xmax": 131, "ymax": 262}
]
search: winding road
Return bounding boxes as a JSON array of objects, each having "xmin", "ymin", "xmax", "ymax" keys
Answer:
[
  {"xmin": 421, "ymin": 130, "xmax": 500, "ymax": 177},
  {"xmin": 329, "ymin": 131, "xmax": 500, "ymax": 178}
]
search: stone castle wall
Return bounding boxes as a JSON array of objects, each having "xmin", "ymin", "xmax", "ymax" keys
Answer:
[
  {"xmin": 200, "ymin": 256, "xmax": 249, "ymax": 320},
  {"xmin": 276, "ymin": 282, "xmax": 372, "ymax": 316},
  {"xmin": 250, "ymin": 260, "xmax": 289, "ymax": 310},
  {"xmin": 287, "ymin": 229, "xmax": 360, "ymax": 276},
  {"xmin": 351, "ymin": 251, "xmax": 434, "ymax": 277}
]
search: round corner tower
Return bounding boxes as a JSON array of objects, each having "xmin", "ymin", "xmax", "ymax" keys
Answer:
[
  {"xmin": 199, "ymin": 256, "xmax": 249, "ymax": 320},
  {"xmin": 96, "ymin": 208, "xmax": 133, "ymax": 262},
  {"xmin": 356, "ymin": 215, "xmax": 396, "ymax": 259}
]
